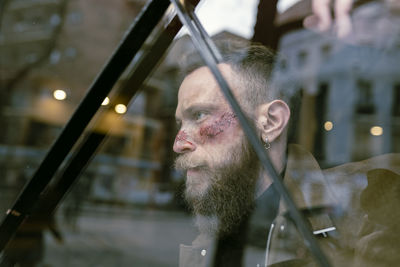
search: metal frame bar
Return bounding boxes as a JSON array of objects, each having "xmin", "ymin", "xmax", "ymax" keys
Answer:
[
  {"xmin": 0, "ymin": 0, "xmax": 331, "ymax": 266},
  {"xmin": 170, "ymin": 0, "xmax": 331, "ymax": 266},
  {"xmin": 0, "ymin": 0, "xmax": 172, "ymax": 252},
  {"xmin": 15, "ymin": 12, "xmax": 186, "ymax": 235}
]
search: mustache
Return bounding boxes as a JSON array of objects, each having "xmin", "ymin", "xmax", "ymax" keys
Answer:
[{"xmin": 174, "ymin": 154, "xmax": 208, "ymax": 171}]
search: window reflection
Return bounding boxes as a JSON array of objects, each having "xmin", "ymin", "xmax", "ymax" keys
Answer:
[
  {"xmin": 355, "ymin": 79, "xmax": 374, "ymax": 115},
  {"xmin": 0, "ymin": 0, "xmax": 399, "ymax": 266},
  {"xmin": 392, "ymin": 84, "xmax": 400, "ymax": 117}
]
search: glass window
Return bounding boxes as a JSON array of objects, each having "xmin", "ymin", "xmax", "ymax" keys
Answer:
[
  {"xmin": 355, "ymin": 79, "xmax": 375, "ymax": 114},
  {"xmin": 320, "ymin": 43, "xmax": 331, "ymax": 60},
  {"xmin": 297, "ymin": 49, "xmax": 308, "ymax": 67},
  {"xmin": 392, "ymin": 83, "xmax": 400, "ymax": 117},
  {"xmin": 1, "ymin": 0, "xmax": 399, "ymax": 266}
]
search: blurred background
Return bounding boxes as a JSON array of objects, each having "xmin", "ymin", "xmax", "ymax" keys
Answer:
[{"xmin": 0, "ymin": 0, "xmax": 399, "ymax": 266}]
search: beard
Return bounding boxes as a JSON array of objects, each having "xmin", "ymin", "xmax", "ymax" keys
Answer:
[{"xmin": 174, "ymin": 137, "xmax": 260, "ymax": 237}]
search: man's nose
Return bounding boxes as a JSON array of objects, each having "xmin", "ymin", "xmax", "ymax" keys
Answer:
[{"xmin": 173, "ymin": 130, "xmax": 196, "ymax": 153}]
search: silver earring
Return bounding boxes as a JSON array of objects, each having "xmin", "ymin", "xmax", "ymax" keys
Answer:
[{"xmin": 264, "ymin": 137, "xmax": 270, "ymax": 150}]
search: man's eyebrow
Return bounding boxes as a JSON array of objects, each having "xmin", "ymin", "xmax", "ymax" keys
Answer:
[{"xmin": 183, "ymin": 103, "xmax": 219, "ymax": 116}]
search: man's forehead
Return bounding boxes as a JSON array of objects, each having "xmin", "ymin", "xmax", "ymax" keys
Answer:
[{"xmin": 176, "ymin": 64, "xmax": 237, "ymax": 117}]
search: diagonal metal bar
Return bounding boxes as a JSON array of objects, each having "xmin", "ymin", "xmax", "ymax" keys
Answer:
[
  {"xmin": 170, "ymin": 1, "xmax": 332, "ymax": 266},
  {"xmin": 12, "ymin": 12, "xmax": 188, "ymax": 239},
  {"xmin": 0, "ymin": 0, "xmax": 171, "ymax": 252}
]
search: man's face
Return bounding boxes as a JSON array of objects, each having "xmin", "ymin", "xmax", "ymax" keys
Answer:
[
  {"xmin": 174, "ymin": 65, "xmax": 245, "ymax": 195},
  {"xmin": 173, "ymin": 64, "xmax": 259, "ymax": 235}
]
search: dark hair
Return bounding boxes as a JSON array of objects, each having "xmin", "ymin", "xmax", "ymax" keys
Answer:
[{"xmin": 179, "ymin": 38, "xmax": 278, "ymax": 115}]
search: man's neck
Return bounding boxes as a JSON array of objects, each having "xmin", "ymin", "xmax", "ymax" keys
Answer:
[
  {"xmin": 255, "ymin": 142, "xmax": 288, "ymax": 198},
  {"xmin": 255, "ymin": 170, "xmax": 272, "ymax": 198}
]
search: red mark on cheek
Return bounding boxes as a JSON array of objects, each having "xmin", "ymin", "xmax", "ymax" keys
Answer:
[
  {"xmin": 174, "ymin": 130, "xmax": 193, "ymax": 145},
  {"xmin": 199, "ymin": 112, "xmax": 237, "ymax": 139}
]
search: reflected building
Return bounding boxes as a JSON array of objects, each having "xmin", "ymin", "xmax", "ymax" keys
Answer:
[
  {"xmin": 270, "ymin": 0, "xmax": 400, "ymax": 217},
  {"xmin": 0, "ymin": 0, "xmax": 177, "ymax": 214},
  {"xmin": 273, "ymin": 0, "xmax": 400, "ymax": 168},
  {"xmin": 2, "ymin": 0, "xmax": 399, "ymax": 214},
  {"xmin": 0, "ymin": 0, "xmax": 249, "ymax": 210}
]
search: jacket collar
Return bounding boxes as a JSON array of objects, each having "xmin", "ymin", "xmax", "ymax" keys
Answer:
[{"xmin": 278, "ymin": 144, "xmax": 337, "ymax": 231}]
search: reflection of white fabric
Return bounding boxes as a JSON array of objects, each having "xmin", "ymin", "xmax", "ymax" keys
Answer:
[
  {"xmin": 177, "ymin": 0, "xmax": 258, "ymax": 39},
  {"xmin": 278, "ymin": 0, "xmax": 302, "ymax": 13}
]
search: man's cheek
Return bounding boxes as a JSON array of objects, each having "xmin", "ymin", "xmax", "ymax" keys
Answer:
[{"xmin": 198, "ymin": 112, "xmax": 238, "ymax": 143}]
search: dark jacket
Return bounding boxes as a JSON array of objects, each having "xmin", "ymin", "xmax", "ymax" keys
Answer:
[{"xmin": 179, "ymin": 144, "xmax": 400, "ymax": 267}]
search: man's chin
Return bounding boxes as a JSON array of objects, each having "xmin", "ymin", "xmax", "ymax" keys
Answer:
[
  {"xmin": 184, "ymin": 182, "xmax": 208, "ymax": 203},
  {"xmin": 185, "ymin": 169, "xmax": 210, "ymax": 197},
  {"xmin": 187, "ymin": 167, "xmax": 201, "ymax": 177},
  {"xmin": 186, "ymin": 166, "xmax": 210, "ymax": 180}
]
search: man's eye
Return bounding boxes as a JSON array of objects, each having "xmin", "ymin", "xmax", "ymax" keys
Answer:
[{"xmin": 194, "ymin": 112, "xmax": 206, "ymax": 121}]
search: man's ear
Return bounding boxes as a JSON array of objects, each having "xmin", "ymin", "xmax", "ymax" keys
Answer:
[{"xmin": 256, "ymin": 100, "xmax": 290, "ymax": 143}]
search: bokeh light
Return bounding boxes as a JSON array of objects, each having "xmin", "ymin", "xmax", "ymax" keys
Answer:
[
  {"xmin": 115, "ymin": 104, "xmax": 127, "ymax": 114},
  {"xmin": 370, "ymin": 126, "xmax": 383, "ymax": 136},
  {"xmin": 102, "ymin": 97, "xmax": 110, "ymax": 106},
  {"xmin": 53, "ymin": 89, "xmax": 67, "ymax": 100},
  {"xmin": 324, "ymin": 121, "xmax": 333, "ymax": 131}
]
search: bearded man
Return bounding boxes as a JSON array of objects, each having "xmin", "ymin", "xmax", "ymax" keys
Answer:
[
  {"xmin": 173, "ymin": 43, "xmax": 291, "ymax": 266},
  {"xmin": 172, "ymin": 40, "xmax": 400, "ymax": 267}
]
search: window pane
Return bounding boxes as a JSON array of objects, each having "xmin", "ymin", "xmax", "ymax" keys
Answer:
[{"xmin": 1, "ymin": 0, "xmax": 400, "ymax": 267}]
